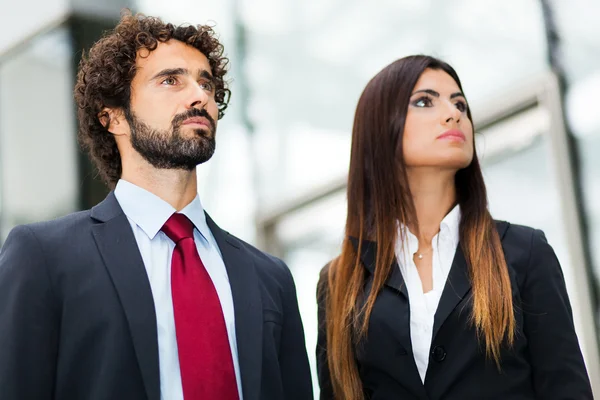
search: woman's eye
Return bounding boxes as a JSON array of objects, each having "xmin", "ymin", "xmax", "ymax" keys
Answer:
[
  {"xmin": 413, "ymin": 97, "xmax": 432, "ymax": 107},
  {"xmin": 455, "ymin": 101, "xmax": 467, "ymax": 112}
]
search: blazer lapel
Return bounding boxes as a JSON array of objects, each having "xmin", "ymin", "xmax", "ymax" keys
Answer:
[
  {"xmin": 206, "ymin": 214, "xmax": 263, "ymax": 400},
  {"xmin": 350, "ymin": 237, "xmax": 408, "ymax": 298},
  {"xmin": 432, "ymin": 221, "xmax": 512, "ymax": 340},
  {"xmin": 90, "ymin": 193, "xmax": 160, "ymax": 400},
  {"xmin": 432, "ymin": 246, "xmax": 471, "ymax": 340},
  {"xmin": 351, "ymin": 238, "xmax": 426, "ymax": 395}
]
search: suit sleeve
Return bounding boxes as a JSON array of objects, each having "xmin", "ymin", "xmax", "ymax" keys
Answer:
[
  {"xmin": 316, "ymin": 266, "xmax": 334, "ymax": 400},
  {"xmin": 0, "ymin": 225, "xmax": 59, "ymax": 400},
  {"xmin": 522, "ymin": 229, "xmax": 593, "ymax": 399},
  {"xmin": 278, "ymin": 260, "xmax": 314, "ymax": 400}
]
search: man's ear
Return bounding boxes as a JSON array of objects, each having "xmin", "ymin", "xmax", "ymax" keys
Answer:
[{"xmin": 98, "ymin": 107, "xmax": 128, "ymax": 136}]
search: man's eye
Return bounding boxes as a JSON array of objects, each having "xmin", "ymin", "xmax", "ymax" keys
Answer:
[
  {"xmin": 162, "ymin": 77, "xmax": 177, "ymax": 85},
  {"xmin": 200, "ymin": 81, "xmax": 214, "ymax": 91}
]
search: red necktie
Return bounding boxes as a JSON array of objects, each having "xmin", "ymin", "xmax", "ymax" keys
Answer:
[{"xmin": 161, "ymin": 213, "xmax": 239, "ymax": 400}]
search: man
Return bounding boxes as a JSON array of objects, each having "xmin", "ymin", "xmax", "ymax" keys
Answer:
[{"xmin": 0, "ymin": 11, "xmax": 313, "ymax": 400}]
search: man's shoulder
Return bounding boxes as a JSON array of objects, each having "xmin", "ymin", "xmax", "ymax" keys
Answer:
[
  {"xmin": 225, "ymin": 232, "xmax": 286, "ymax": 267},
  {"xmin": 223, "ymin": 231, "xmax": 293, "ymax": 282},
  {"xmin": 8, "ymin": 209, "xmax": 94, "ymax": 246},
  {"xmin": 0, "ymin": 210, "xmax": 95, "ymax": 266}
]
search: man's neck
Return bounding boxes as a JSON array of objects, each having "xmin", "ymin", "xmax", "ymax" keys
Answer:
[{"xmin": 121, "ymin": 164, "xmax": 199, "ymax": 211}]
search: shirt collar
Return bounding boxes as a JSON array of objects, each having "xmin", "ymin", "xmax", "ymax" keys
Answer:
[
  {"xmin": 397, "ymin": 204, "xmax": 462, "ymax": 254},
  {"xmin": 439, "ymin": 204, "xmax": 461, "ymax": 249},
  {"xmin": 114, "ymin": 179, "xmax": 211, "ymax": 243}
]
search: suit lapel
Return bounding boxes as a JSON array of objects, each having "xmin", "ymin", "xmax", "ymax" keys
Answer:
[
  {"xmin": 432, "ymin": 221, "xmax": 512, "ymax": 340},
  {"xmin": 90, "ymin": 193, "xmax": 160, "ymax": 400},
  {"xmin": 352, "ymin": 238, "xmax": 426, "ymax": 394},
  {"xmin": 351, "ymin": 237, "xmax": 408, "ymax": 298},
  {"xmin": 432, "ymin": 246, "xmax": 471, "ymax": 340},
  {"xmin": 207, "ymin": 214, "xmax": 263, "ymax": 400}
]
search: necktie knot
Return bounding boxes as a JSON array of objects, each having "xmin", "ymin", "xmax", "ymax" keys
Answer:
[{"xmin": 161, "ymin": 213, "xmax": 194, "ymax": 243}]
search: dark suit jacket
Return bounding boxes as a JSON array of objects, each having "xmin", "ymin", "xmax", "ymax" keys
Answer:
[
  {"xmin": 0, "ymin": 192, "xmax": 313, "ymax": 400},
  {"xmin": 317, "ymin": 222, "xmax": 593, "ymax": 399}
]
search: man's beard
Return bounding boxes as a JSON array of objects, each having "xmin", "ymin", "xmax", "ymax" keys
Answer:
[{"xmin": 126, "ymin": 107, "xmax": 217, "ymax": 171}]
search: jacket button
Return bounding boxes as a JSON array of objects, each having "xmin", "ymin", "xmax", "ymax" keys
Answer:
[{"xmin": 431, "ymin": 345, "xmax": 446, "ymax": 362}]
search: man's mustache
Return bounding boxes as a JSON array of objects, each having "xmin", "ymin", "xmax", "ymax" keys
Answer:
[{"xmin": 172, "ymin": 108, "xmax": 216, "ymax": 132}]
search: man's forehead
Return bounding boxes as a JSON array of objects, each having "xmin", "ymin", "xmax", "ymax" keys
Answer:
[{"xmin": 136, "ymin": 40, "xmax": 212, "ymax": 76}]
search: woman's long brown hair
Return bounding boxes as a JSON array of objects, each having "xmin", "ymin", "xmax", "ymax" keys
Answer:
[{"xmin": 325, "ymin": 55, "xmax": 515, "ymax": 399}]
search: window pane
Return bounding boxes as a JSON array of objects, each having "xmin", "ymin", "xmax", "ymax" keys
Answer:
[{"xmin": 0, "ymin": 27, "xmax": 78, "ymax": 240}]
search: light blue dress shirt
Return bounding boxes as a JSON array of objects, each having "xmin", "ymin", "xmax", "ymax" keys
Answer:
[{"xmin": 114, "ymin": 179, "xmax": 243, "ymax": 400}]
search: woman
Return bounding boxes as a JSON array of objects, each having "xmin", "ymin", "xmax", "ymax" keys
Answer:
[{"xmin": 316, "ymin": 55, "xmax": 593, "ymax": 400}]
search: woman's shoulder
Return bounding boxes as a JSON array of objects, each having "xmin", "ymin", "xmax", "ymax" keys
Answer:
[
  {"xmin": 495, "ymin": 220, "xmax": 555, "ymax": 276},
  {"xmin": 317, "ymin": 257, "xmax": 347, "ymax": 303},
  {"xmin": 495, "ymin": 220, "xmax": 546, "ymax": 250},
  {"xmin": 317, "ymin": 261, "xmax": 334, "ymax": 298},
  {"xmin": 496, "ymin": 220, "xmax": 539, "ymax": 241}
]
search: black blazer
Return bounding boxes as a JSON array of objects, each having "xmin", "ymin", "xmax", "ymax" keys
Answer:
[
  {"xmin": 0, "ymin": 192, "xmax": 313, "ymax": 400},
  {"xmin": 317, "ymin": 222, "xmax": 593, "ymax": 400}
]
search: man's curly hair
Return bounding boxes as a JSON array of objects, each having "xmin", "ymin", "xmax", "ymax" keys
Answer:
[{"xmin": 74, "ymin": 10, "xmax": 231, "ymax": 188}]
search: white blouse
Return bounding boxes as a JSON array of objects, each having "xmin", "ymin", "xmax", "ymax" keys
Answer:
[{"xmin": 395, "ymin": 205, "xmax": 461, "ymax": 383}]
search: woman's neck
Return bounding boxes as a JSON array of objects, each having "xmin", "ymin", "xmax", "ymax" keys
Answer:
[{"xmin": 406, "ymin": 167, "xmax": 457, "ymax": 243}]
